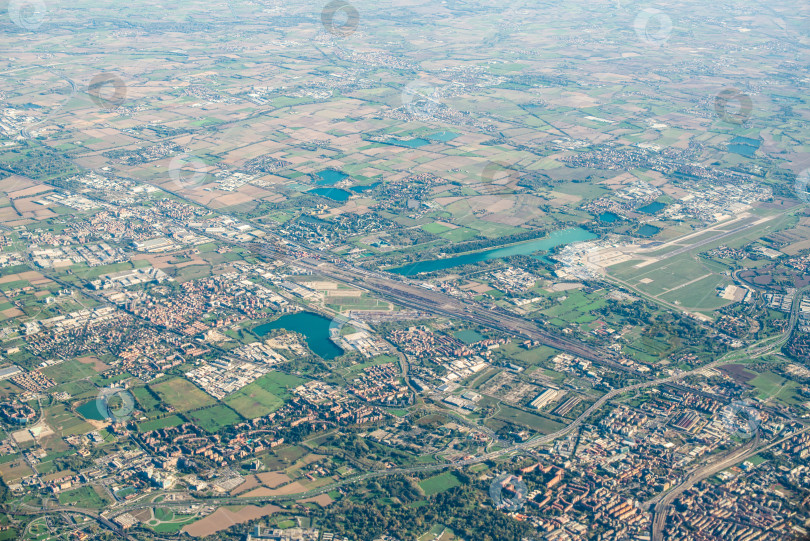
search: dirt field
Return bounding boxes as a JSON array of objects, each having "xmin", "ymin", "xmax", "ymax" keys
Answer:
[
  {"xmin": 239, "ymin": 481, "xmax": 306, "ymax": 498},
  {"xmin": 77, "ymin": 356, "xmax": 110, "ymax": 372},
  {"xmin": 257, "ymin": 471, "xmax": 292, "ymax": 488},
  {"xmin": 299, "ymin": 493, "xmax": 333, "ymax": 507},
  {"xmin": 230, "ymin": 471, "xmax": 291, "ymax": 495},
  {"xmin": 1, "ymin": 308, "xmax": 23, "ymax": 318},
  {"xmin": 131, "ymin": 508, "xmax": 152, "ymax": 522},
  {"xmin": 719, "ymin": 364, "xmax": 757, "ymax": 384},
  {"xmin": 0, "ymin": 270, "xmax": 48, "ymax": 284},
  {"xmin": 181, "ymin": 504, "xmax": 282, "ymax": 537}
]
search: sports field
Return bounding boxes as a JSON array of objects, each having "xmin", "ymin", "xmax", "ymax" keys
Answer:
[{"xmin": 419, "ymin": 472, "xmax": 462, "ymax": 496}]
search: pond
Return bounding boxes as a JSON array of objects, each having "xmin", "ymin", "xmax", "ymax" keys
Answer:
[
  {"xmin": 76, "ymin": 399, "xmax": 108, "ymax": 421},
  {"xmin": 254, "ymin": 312, "xmax": 344, "ymax": 360},
  {"xmin": 637, "ymin": 202, "xmax": 666, "ymax": 214},
  {"xmin": 350, "ymin": 182, "xmax": 380, "ymax": 193},
  {"xmin": 383, "ymin": 138, "xmax": 430, "ymax": 148},
  {"xmin": 315, "ymin": 169, "xmax": 349, "ymax": 186},
  {"xmin": 637, "ymin": 224, "xmax": 661, "ymax": 237},
  {"xmin": 598, "ymin": 212, "xmax": 619, "ymax": 223},
  {"xmin": 728, "ymin": 136, "xmax": 761, "ymax": 158}
]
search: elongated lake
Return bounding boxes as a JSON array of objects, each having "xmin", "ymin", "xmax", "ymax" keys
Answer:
[{"xmin": 388, "ymin": 227, "xmax": 597, "ymax": 276}]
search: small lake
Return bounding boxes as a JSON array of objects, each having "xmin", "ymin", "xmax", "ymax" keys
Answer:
[
  {"xmin": 309, "ymin": 187, "xmax": 352, "ymax": 202},
  {"xmin": 315, "ymin": 169, "xmax": 349, "ymax": 186},
  {"xmin": 728, "ymin": 136, "xmax": 761, "ymax": 158},
  {"xmin": 76, "ymin": 393, "xmax": 133, "ymax": 422},
  {"xmin": 637, "ymin": 202, "xmax": 666, "ymax": 214},
  {"xmin": 76, "ymin": 399, "xmax": 108, "ymax": 421},
  {"xmin": 384, "ymin": 138, "xmax": 430, "ymax": 149},
  {"xmin": 637, "ymin": 224, "xmax": 661, "ymax": 237},
  {"xmin": 350, "ymin": 182, "xmax": 380, "ymax": 193},
  {"xmin": 389, "ymin": 227, "xmax": 597, "ymax": 276},
  {"xmin": 598, "ymin": 212, "xmax": 619, "ymax": 223},
  {"xmin": 254, "ymin": 312, "xmax": 344, "ymax": 360}
]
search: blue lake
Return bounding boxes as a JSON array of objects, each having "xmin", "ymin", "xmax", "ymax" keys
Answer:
[
  {"xmin": 350, "ymin": 182, "xmax": 380, "ymax": 193},
  {"xmin": 389, "ymin": 227, "xmax": 597, "ymax": 276},
  {"xmin": 728, "ymin": 136, "xmax": 761, "ymax": 158},
  {"xmin": 76, "ymin": 399, "xmax": 108, "ymax": 421},
  {"xmin": 637, "ymin": 202, "xmax": 666, "ymax": 214},
  {"xmin": 315, "ymin": 169, "xmax": 349, "ymax": 186},
  {"xmin": 254, "ymin": 312, "xmax": 344, "ymax": 360},
  {"xmin": 76, "ymin": 394, "xmax": 131, "ymax": 422},
  {"xmin": 598, "ymin": 212, "xmax": 619, "ymax": 223},
  {"xmin": 637, "ymin": 224, "xmax": 661, "ymax": 237},
  {"xmin": 384, "ymin": 138, "xmax": 430, "ymax": 149},
  {"xmin": 309, "ymin": 187, "xmax": 352, "ymax": 202}
]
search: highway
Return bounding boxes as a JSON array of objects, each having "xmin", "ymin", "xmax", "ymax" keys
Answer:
[
  {"xmin": 15, "ymin": 504, "xmax": 134, "ymax": 541},
  {"xmin": 10, "ymin": 276, "xmax": 804, "ymax": 533},
  {"xmin": 9, "ymin": 182, "xmax": 808, "ymax": 534},
  {"xmin": 93, "ymin": 282, "xmax": 810, "ymax": 521}
]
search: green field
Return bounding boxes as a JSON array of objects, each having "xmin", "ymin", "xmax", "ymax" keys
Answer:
[
  {"xmin": 440, "ymin": 227, "xmax": 479, "ymax": 242},
  {"xmin": 622, "ymin": 332, "xmax": 674, "ymax": 364},
  {"xmin": 419, "ymin": 471, "xmax": 462, "ymax": 496},
  {"xmin": 138, "ymin": 415, "xmax": 185, "ymax": 432},
  {"xmin": 453, "ymin": 329, "xmax": 485, "ymax": 344},
  {"xmin": 343, "ymin": 355, "xmax": 398, "ymax": 377},
  {"xmin": 45, "ymin": 404, "xmax": 94, "ymax": 436},
  {"xmin": 493, "ymin": 405, "xmax": 565, "ymax": 433},
  {"xmin": 154, "ymin": 507, "xmax": 176, "ymax": 521},
  {"xmin": 541, "ymin": 290, "xmax": 608, "ymax": 324},
  {"xmin": 73, "ymin": 260, "xmax": 150, "ymax": 281},
  {"xmin": 57, "ymin": 485, "xmax": 109, "ymax": 508},
  {"xmin": 324, "ymin": 293, "xmax": 392, "ymax": 312},
  {"xmin": 750, "ymin": 371, "xmax": 785, "ymax": 397},
  {"xmin": 132, "ymin": 386, "xmax": 161, "ymax": 414},
  {"xmin": 225, "ymin": 381, "xmax": 285, "ymax": 419},
  {"xmin": 0, "ymin": 279, "xmax": 30, "ymax": 291},
  {"xmin": 41, "ymin": 359, "xmax": 99, "ymax": 384},
  {"xmin": 145, "ymin": 507, "xmax": 198, "ymax": 534},
  {"xmin": 252, "ymin": 371, "xmax": 306, "ymax": 400},
  {"xmin": 186, "ymin": 404, "xmax": 243, "ymax": 432},
  {"xmin": 659, "ymin": 274, "xmax": 730, "ymax": 310},
  {"xmin": 149, "ymin": 377, "xmax": 215, "ymax": 412},
  {"xmin": 174, "ymin": 264, "xmax": 212, "ymax": 282},
  {"xmin": 422, "ymin": 222, "xmax": 452, "ymax": 235},
  {"xmin": 749, "ymin": 371, "xmax": 804, "ymax": 405},
  {"xmin": 501, "ymin": 342, "xmax": 559, "ymax": 368}
]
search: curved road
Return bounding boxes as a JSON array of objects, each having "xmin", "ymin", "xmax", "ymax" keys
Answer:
[
  {"xmin": 650, "ymin": 426, "xmax": 810, "ymax": 541},
  {"xmin": 8, "ymin": 184, "xmax": 807, "ymax": 535},
  {"xmin": 11, "ymin": 285, "xmax": 806, "ymax": 534}
]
